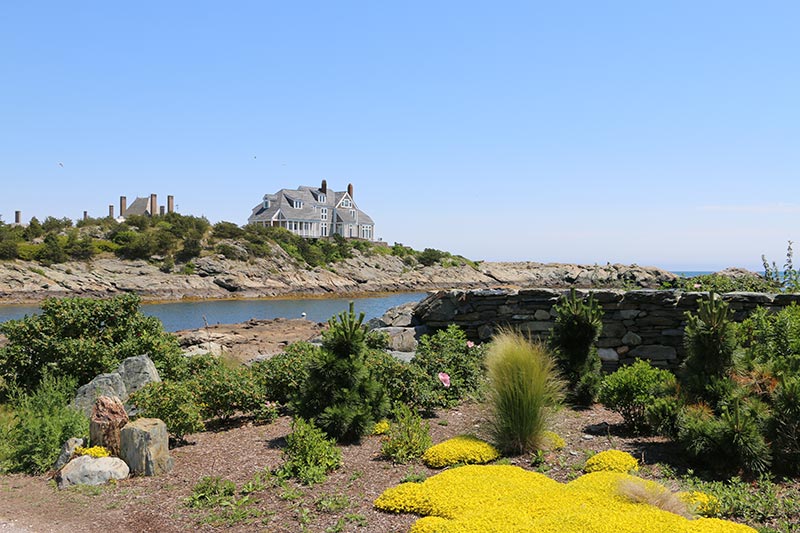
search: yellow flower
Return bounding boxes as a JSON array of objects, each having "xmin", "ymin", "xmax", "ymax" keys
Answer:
[
  {"xmin": 422, "ymin": 435, "xmax": 501, "ymax": 468},
  {"xmin": 679, "ymin": 491, "xmax": 722, "ymax": 517},
  {"xmin": 541, "ymin": 431, "xmax": 565, "ymax": 451},
  {"xmin": 584, "ymin": 449, "xmax": 639, "ymax": 473},
  {"xmin": 373, "ymin": 419, "xmax": 391, "ymax": 435},
  {"xmin": 74, "ymin": 445, "xmax": 111, "ymax": 458},
  {"xmin": 374, "ymin": 464, "xmax": 756, "ymax": 533}
]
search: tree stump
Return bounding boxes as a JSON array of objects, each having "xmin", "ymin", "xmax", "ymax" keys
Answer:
[{"xmin": 89, "ymin": 396, "xmax": 129, "ymax": 456}]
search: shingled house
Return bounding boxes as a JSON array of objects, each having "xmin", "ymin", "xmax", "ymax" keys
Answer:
[{"xmin": 247, "ymin": 181, "xmax": 374, "ymax": 240}]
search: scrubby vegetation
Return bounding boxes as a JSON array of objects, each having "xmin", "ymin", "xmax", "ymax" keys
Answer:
[{"xmin": 0, "ymin": 213, "xmax": 475, "ymax": 270}]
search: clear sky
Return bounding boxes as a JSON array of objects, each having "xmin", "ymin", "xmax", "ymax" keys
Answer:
[{"xmin": 2, "ymin": 2, "xmax": 798, "ymax": 271}]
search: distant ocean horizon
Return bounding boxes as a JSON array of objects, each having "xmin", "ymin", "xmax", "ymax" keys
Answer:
[{"xmin": 671, "ymin": 271, "xmax": 714, "ymax": 277}]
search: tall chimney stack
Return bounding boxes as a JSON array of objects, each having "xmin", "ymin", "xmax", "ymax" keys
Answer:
[
  {"xmin": 120, "ymin": 196, "xmax": 127, "ymax": 216},
  {"xmin": 347, "ymin": 183, "xmax": 353, "ymax": 199},
  {"xmin": 321, "ymin": 180, "xmax": 327, "ymax": 194},
  {"xmin": 14, "ymin": 211, "xmax": 21, "ymax": 224},
  {"xmin": 83, "ymin": 211, "xmax": 88, "ymax": 221},
  {"xmin": 167, "ymin": 195, "xmax": 174, "ymax": 213},
  {"xmin": 150, "ymin": 194, "xmax": 157, "ymax": 216},
  {"xmin": 159, "ymin": 206, "xmax": 165, "ymax": 216},
  {"xmin": 109, "ymin": 205, "xmax": 115, "ymax": 218}
]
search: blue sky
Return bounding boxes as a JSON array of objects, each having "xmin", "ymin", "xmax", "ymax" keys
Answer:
[{"xmin": 1, "ymin": 2, "xmax": 798, "ymax": 271}]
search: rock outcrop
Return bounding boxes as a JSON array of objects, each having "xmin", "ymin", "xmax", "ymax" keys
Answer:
[
  {"xmin": 72, "ymin": 355, "xmax": 161, "ymax": 417},
  {"xmin": 0, "ymin": 248, "xmax": 678, "ymax": 304}
]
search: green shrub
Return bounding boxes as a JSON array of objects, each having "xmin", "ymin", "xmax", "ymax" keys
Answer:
[
  {"xmin": 682, "ymin": 293, "xmax": 737, "ymax": 399},
  {"xmin": 598, "ymin": 359, "xmax": 677, "ymax": 434},
  {"xmin": 293, "ymin": 304, "xmax": 388, "ymax": 443},
  {"xmin": 380, "ymin": 403, "xmax": 432, "ymax": 464},
  {"xmin": 645, "ymin": 396, "xmax": 682, "ymax": 438},
  {"xmin": 129, "ymin": 380, "xmax": 204, "ymax": 442},
  {"xmin": 6, "ymin": 374, "xmax": 88, "ymax": 474},
  {"xmin": 255, "ymin": 342, "xmax": 320, "ymax": 404},
  {"xmin": 549, "ymin": 288, "xmax": 603, "ymax": 405},
  {"xmin": 365, "ymin": 350, "xmax": 445, "ymax": 414},
  {"xmin": 412, "ymin": 325, "xmax": 485, "ymax": 406},
  {"xmin": 35, "ymin": 234, "xmax": 67, "ymax": 265},
  {"xmin": 770, "ymin": 376, "xmax": 800, "ymax": 475},
  {"xmin": 278, "ymin": 418, "xmax": 342, "ymax": 485},
  {"xmin": 0, "ymin": 294, "xmax": 185, "ymax": 396},
  {"xmin": 486, "ymin": 331, "xmax": 564, "ymax": 455}
]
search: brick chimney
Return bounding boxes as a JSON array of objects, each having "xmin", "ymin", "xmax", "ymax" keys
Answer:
[
  {"xmin": 120, "ymin": 196, "xmax": 127, "ymax": 216},
  {"xmin": 347, "ymin": 183, "xmax": 353, "ymax": 199},
  {"xmin": 159, "ymin": 205, "xmax": 165, "ymax": 216},
  {"xmin": 83, "ymin": 211, "xmax": 88, "ymax": 221},
  {"xmin": 167, "ymin": 195, "xmax": 174, "ymax": 213},
  {"xmin": 150, "ymin": 194, "xmax": 157, "ymax": 216},
  {"xmin": 109, "ymin": 205, "xmax": 115, "ymax": 218},
  {"xmin": 321, "ymin": 180, "xmax": 327, "ymax": 194},
  {"xmin": 14, "ymin": 211, "xmax": 21, "ymax": 224}
]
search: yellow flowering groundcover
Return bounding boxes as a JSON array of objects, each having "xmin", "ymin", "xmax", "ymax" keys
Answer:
[
  {"xmin": 679, "ymin": 491, "xmax": 722, "ymax": 517},
  {"xmin": 74, "ymin": 446, "xmax": 110, "ymax": 458},
  {"xmin": 374, "ymin": 465, "xmax": 757, "ymax": 533},
  {"xmin": 373, "ymin": 419, "xmax": 391, "ymax": 435},
  {"xmin": 585, "ymin": 449, "xmax": 639, "ymax": 473},
  {"xmin": 422, "ymin": 435, "xmax": 500, "ymax": 468},
  {"xmin": 541, "ymin": 430, "xmax": 565, "ymax": 451}
]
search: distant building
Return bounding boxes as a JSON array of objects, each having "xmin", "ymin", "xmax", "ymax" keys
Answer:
[
  {"xmin": 117, "ymin": 194, "xmax": 174, "ymax": 220},
  {"xmin": 248, "ymin": 180, "xmax": 374, "ymax": 240}
]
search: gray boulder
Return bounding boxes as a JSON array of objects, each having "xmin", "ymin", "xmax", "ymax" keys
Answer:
[
  {"xmin": 72, "ymin": 373, "xmax": 127, "ymax": 418},
  {"xmin": 53, "ymin": 437, "xmax": 85, "ymax": 471},
  {"xmin": 56, "ymin": 455, "xmax": 129, "ymax": 489},
  {"xmin": 120, "ymin": 418, "xmax": 173, "ymax": 476},
  {"xmin": 374, "ymin": 326, "xmax": 428, "ymax": 352},
  {"xmin": 116, "ymin": 355, "xmax": 161, "ymax": 397}
]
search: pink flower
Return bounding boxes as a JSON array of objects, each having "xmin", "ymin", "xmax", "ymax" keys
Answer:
[
  {"xmin": 438, "ymin": 372, "xmax": 451, "ymax": 388},
  {"xmin": 693, "ymin": 283, "xmax": 702, "ymax": 289},
  {"xmin": 466, "ymin": 341, "xmax": 475, "ymax": 348}
]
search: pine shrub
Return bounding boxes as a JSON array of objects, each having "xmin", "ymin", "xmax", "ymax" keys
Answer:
[
  {"xmin": 549, "ymin": 288, "xmax": 603, "ymax": 405},
  {"xmin": 129, "ymin": 380, "xmax": 204, "ymax": 442},
  {"xmin": 682, "ymin": 293, "xmax": 737, "ymax": 399},
  {"xmin": 293, "ymin": 304, "xmax": 387, "ymax": 443}
]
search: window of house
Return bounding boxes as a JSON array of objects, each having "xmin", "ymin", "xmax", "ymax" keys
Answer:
[
  {"xmin": 349, "ymin": 209, "xmax": 355, "ymax": 217},
  {"xmin": 321, "ymin": 224, "xmax": 328, "ymax": 237},
  {"xmin": 293, "ymin": 200, "xmax": 303, "ymax": 209},
  {"xmin": 341, "ymin": 199, "xmax": 351, "ymax": 208},
  {"xmin": 318, "ymin": 194, "xmax": 326, "ymax": 203},
  {"xmin": 263, "ymin": 199, "xmax": 270, "ymax": 208},
  {"xmin": 320, "ymin": 207, "xmax": 328, "ymax": 220}
]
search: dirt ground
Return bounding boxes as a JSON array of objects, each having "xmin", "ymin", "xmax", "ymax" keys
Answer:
[{"xmin": 0, "ymin": 402, "xmax": 688, "ymax": 533}]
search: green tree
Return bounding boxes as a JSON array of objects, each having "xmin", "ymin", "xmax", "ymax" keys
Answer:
[
  {"xmin": 293, "ymin": 303, "xmax": 388, "ymax": 443},
  {"xmin": 23, "ymin": 217, "xmax": 43, "ymax": 240},
  {"xmin": 549, "ymin": 288, "xmax": 604, "ymax": 405},
  {"xmin": 35, "ymin": 234, "xmax": 67, "ymax": 265}
]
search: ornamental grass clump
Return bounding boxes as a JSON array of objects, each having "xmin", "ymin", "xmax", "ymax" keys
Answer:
[
  {"xmin": 584, "ymin": 449, "xmax": 639, "ymax": 473},
  {"xmin": 485, "ymin": 330, "xmax": 564, "ymax": 455},
  {"xmin": 374, "ymin": 465, "xmax": 756, "ymax": 532},
  {"xmin": 422, "ymin": 435, "xmax": 500, "ymax": 468}
]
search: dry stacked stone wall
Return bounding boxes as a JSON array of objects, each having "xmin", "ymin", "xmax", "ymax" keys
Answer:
[{"xmin": 413, "ymin": 289, "xmax": 800, "ymax": 371}]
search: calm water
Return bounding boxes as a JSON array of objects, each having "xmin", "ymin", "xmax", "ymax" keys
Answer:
[{"xmin": 0, "ymin": 293, "xmax": 427, "ymax": 332}]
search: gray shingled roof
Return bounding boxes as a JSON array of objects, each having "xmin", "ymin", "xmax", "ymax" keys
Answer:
[
  {"xmin": 248, "ymin": 184, "xmax": 374, "ymax": 230},
  {"xmin": 123, "ymin": 197, "xmax": 151, "ymax": 217}
]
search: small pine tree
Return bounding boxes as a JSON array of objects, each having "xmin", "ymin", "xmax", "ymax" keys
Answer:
[
  {"xmin": 549, "ymin": 288, "xmax": 603, "ymax": 405},
  {"xmin": 682, "ymin": 292, "xmax": 737, "ymax": 400},
  {"xmin": 293, "ymin": 303, "xmax": 388, "ymax": 443}
]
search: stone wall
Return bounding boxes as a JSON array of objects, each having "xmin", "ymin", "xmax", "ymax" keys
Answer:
[{"xmin": 413, "ymin": 289, "xmax": 800, "ymax": 370}]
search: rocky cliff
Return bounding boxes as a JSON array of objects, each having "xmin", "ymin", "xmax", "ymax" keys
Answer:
[{"xmin": 0, "ymin": 243, "xmax": 678, "ymax": 304}]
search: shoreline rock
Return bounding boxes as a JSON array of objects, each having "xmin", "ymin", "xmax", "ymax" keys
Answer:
[{"xmin": 0, "ymin": 253, "xmax": 678, "ymax": 305}]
